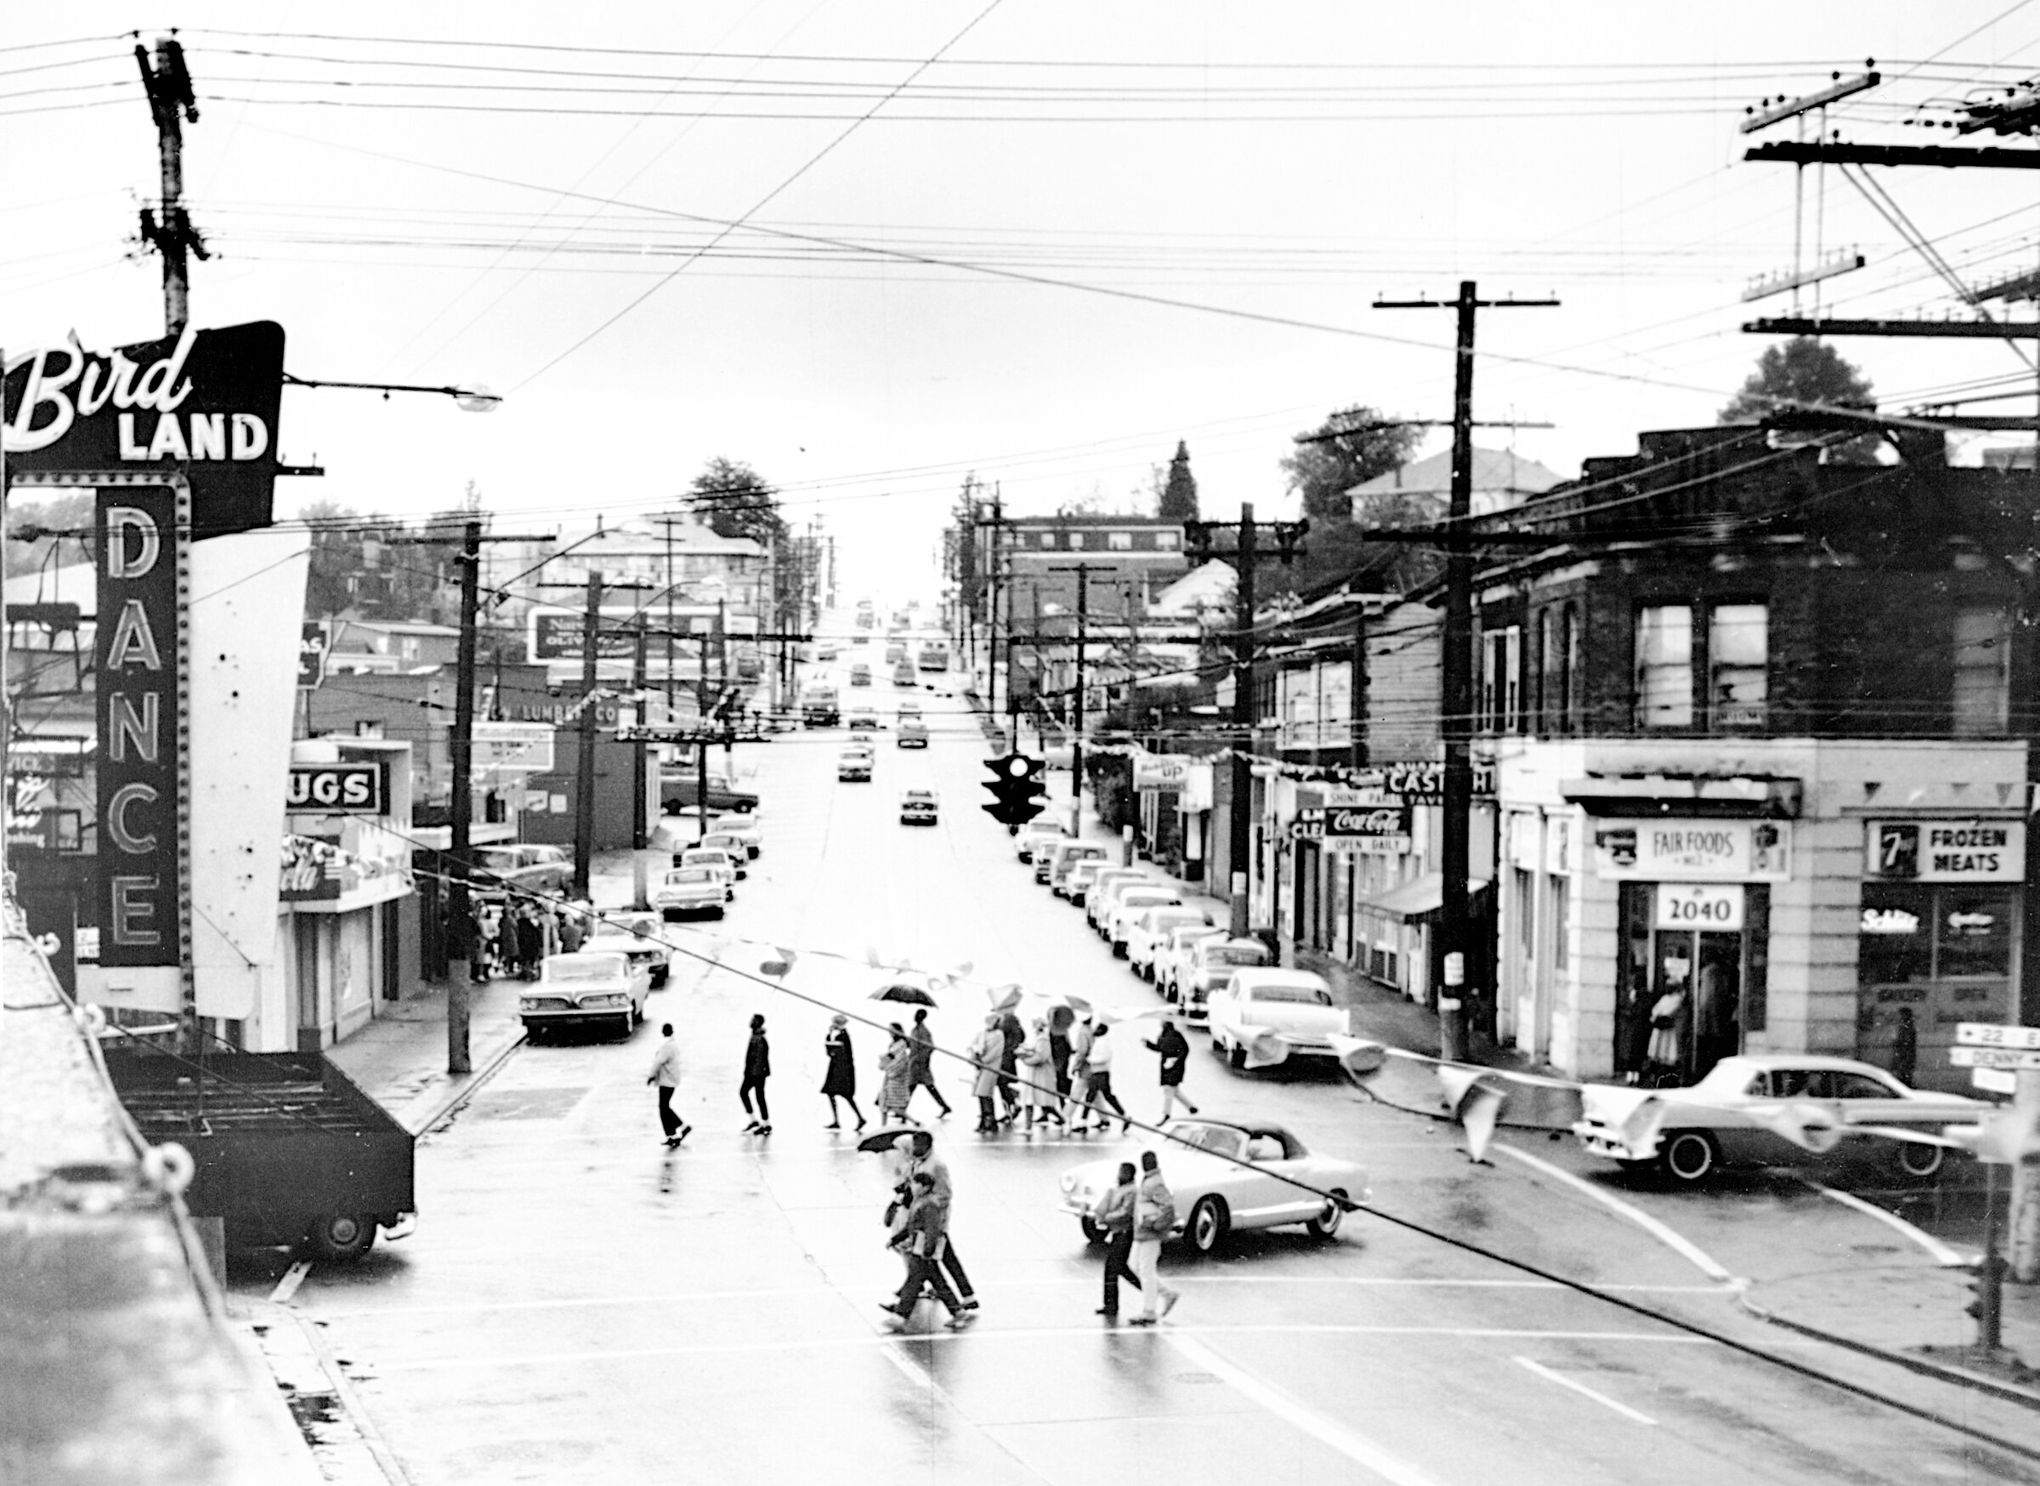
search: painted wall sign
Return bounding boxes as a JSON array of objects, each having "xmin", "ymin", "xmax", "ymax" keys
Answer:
[
  {"xmin": 285, "ymin": 762, "xmax": 387, "ymax": 815},
  {"xmin": 1864, "ymin": 820, "xmax": 2025, "ymax": 883},
  {"xmin": 95, "ymin": 488, "xmax": 182, "ymax": 965},
  {"xmin": 1591, "ymin": 818, "xmax": 1791, "ymax": 882},
  {"xmin": 4, "ymin": 322, "xmax": 286, "ymax": 538},
  {"xmin": 1353, "ymin": 759, "xmax": 1497, "ymax": 803}
]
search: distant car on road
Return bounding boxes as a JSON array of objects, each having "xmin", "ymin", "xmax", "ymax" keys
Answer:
[
  {"xmin": 837, "ymin": 747, "xmax": 873, "ymax": 782},
  {"xmin": 582, "ymin": 919, "xmax": 672, "ymax": 989},
  {"xmin": 847, "ymin": 707, "xmax": 879, "ymax": 731},
  {"xmin": 520, "ymin": 951, "xmax": 649, "ymax": 1040},
  {"xmin": 1207, "ymin": 969, "xmax": 1343, "ymax": 1069},
  {"xmin": 1058, "ymin": 1118, "xmax": 1366, "ymax": 1254},
  {"xmin": 897, "ymin": 720, "xmax": 929, "ymax": 748},
  {"xmin": 1572, "ymin": 1054, "xmax": 1988, "ymax": 1185},
  {"xmin": 653, "ymin": 866, "xmax": 729, "ymax": 920},
  {"xmin": 473, "ymin": 843, "xmax": 572, "ymax": 897},
  {"xmin": 896, "ymin": 699, "xmax": 922, "ymax": 723},
  {"xmin": 892, "ymin": 663, "xmax": 917, "ymax": 687},
  {"xmin": 899, "ymin": 788, "xmax": 940, "ymax": 826},
  {"xmin": 850, "ymin": 664, "xmax": 872, "ymax": 687},
  {"xmin": 660, "ymin": 772, "xmax": 760, "ymax": 814}
]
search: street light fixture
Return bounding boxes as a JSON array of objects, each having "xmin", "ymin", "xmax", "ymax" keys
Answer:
[{"xmin": 283, "ymin": 373, "xmax": 502, "ymax": 411}]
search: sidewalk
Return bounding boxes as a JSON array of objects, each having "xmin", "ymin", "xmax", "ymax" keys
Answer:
[
  {"xmin": 1060, "ymin": 779, "xmax": 2040, "ymax": 1400},
  {"xmin": 325, "ymin": 975, "xmax": 526, "ymax": 1135}
]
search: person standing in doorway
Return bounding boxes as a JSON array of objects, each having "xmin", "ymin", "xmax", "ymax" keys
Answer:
[
  {"xmin": 1091, "ymin": 1161, "xmax": 1142, "ymax": 1320},
  {"xmin": 906, "ymin": 1129, "xmax": 979, "ymax": 1315},
  {"xmin": 741, "ymin": 1013, "xmax": 773, "ymax": 1134},
  {"xmin": 1891, "ymin": 1006, "xmax": 1919, "ymax": 1088},
  {"xmin": 821, "ymin": 1014, "xmax": 866, "ymax": 1131},
  {"xmin": 906, "ymin": 1008, "xmax": 952, "ymax": 1119},
  {"xmin": 1144, "ymin": 1016, "xmax": 1199, "ymax": 1122},
  {"xmin": 1645, "ymin": 986, "xmax": 1686, "ymax": 1088},
  {"xmin": 646, "ymin": 1023, "xmax": 691, "ymax": 1148},
  {"xmin": 1128, "ymin": 1150, "xmax": 1180, "ymax": 1326}
]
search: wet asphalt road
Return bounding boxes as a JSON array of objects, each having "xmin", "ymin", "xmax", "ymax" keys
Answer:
[{"xmin": 243, "ymin": 632, "xmax": 2040, "ymax": 1485}]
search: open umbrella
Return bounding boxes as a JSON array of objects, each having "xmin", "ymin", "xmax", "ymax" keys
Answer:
[
  {"xmin": 871, "ymin": 982, "xmax": 938, "ymax": 1006},
  {"xmin": 986, "ymin": 984, "xmax": 1024, "ymax": 1013},
  {"xmin": 856, "ymin": 1125, "xmax": 923, "ymax": 1154}
]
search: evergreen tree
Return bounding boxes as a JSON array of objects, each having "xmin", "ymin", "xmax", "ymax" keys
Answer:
[{"xmin": 1159, "ymin": 440, "xmax": 1199, "ymax": 520}]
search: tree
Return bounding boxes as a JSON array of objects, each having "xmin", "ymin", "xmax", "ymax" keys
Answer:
[
  {"xmin": 1280, "ymin": 406, "xmax": 1422, "ymax": 525},
  {"xmin": 688, "ymin": 457, "xmax": 786, "ymax": 548},
  {"xmin": 1719, "ymin": 337, "xmax": 1874, "ymax": 423},
  {"xmin": 3, "ymin": 491, "xmax": 92, "ymax": 578},
  {"xmin": 1159, "ymin": 440, "xmax": 1199, "ymax": 521}
]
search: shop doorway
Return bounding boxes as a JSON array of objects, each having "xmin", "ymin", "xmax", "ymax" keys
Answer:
[{"xmin": 1615, "ymin": 883, "xmax": 1769, "ymax": 1085}]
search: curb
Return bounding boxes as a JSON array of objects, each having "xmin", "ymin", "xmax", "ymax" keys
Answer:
[
  {"xmin": 1736, "ymin": 1285, "xmax": 2040, "ymax": 1412},
  {"xmin": 400, "ymin": 1024, "xmax": 527, "ymax": 1136}
]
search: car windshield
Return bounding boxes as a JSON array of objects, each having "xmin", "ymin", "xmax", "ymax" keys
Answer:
[
  {"xmin": 1250, "ymin": 984, "xmax": 1331, "ymax": 1005},
  {"xmin": 666, "ymin": 868, "xmax": 713, "ymax": 884},
  {"xmin": 544, "ymin": 956, "xmax": 622, "ymax": 983},
  {"xmin": 1209, "ymin": 945, "xmax": 1270, "ymax": 967},
  {"xmin": 682, "ymin": 852, "xmax": 727, "ymax": 865},
  {"xmin": 1169, "ymin": 1123, "xmax": 1245, "ymax": 1160},
  {"xmin": 1118, "ymin": 892, "xmax": 1174, "ymax": 909}
]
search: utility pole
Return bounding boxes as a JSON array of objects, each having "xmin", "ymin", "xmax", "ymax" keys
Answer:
[
  {"xmin": 134, "ymin": 36, "xmax": 206, "ymax": 337},
  {"xmin": 983, "ymin": 488, "xmax": 1004, "ymax": 732},
  {"xmin": 573, "ymin": 571, "xmax": 602, "ymax": 900},
  {"xmin": 446, "ymin": 520, "xmax": 481, "ymax": 1075},
  {"xmin": 1229, "ymin": 505, "xmax": 1258, "ymax": 941},
  {"xmin": 630, "ymin": 615, "xmax": 649, "ymax": 850},
  {"xmin": 1376, "ymin": 280, "xmax": 1558, "ymax": 1061},
  {"xmin": 1072, "ymin": 565, "xmax": 1089, "ymax": 793}
]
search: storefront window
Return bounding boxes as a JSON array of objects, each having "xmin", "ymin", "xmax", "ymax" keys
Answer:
[
  {"xmin": 1859, "ymin": 886, "xmax": 1931, "ymax": 984},
  {"xmin": 1938, "ymin": 888, "xmax": 2015, "ymax": 979}
]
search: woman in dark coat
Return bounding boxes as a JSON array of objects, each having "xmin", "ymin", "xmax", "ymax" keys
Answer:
[
  {"xmin": 996, "ymin": 1009, "xmax": 1026, "ymax": 1125},
  {"xmin": 821, "ymin": 1014, "xmax": 866, "ymax": 1131},
  {"xmin": 741, "ymin": 1013, "xmax": 773, "ymax": 1135},
  {"xmin": 514, "ymin": 906, "xmax": 543, "ymax": 981},
  {"xmin": 494, "ymin": 904, "xmax": 520, "ymax": 980},
  {"xmin": 1048, "ymin": 1005, "xmax": 1075, "ymax": 1119}
]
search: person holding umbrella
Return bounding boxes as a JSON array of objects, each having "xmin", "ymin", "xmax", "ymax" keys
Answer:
[
  {"xmin": 821, "ymin": 1014, "xmax": 866, "ymax": 1131},
  {"xmin": 905, "ymin": 1129, "xmax": 978, "ymax": 1316}
]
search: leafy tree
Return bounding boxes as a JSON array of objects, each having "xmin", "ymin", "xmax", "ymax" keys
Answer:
[
  {"xmin": 3, "ymin": 491, "xmax": 92, "ymax": 577},
  {"xmin": 1719, "ymin": 337, "xmax": 1874, "ymax": 423},
  {"xmin": 688, "ymin": 457, "xmax": 785, "ymax": 548},
  {"xmin": 1159, "ymin": 440, "xmax": 1199, "ymax": 521},
  {"xmin": 1279, "ymin": 406, "xmax": 1421, "ymax": 525},
  {"xmin": 301, "ymin": 502, "xmax": 463, "ymax": 621}
]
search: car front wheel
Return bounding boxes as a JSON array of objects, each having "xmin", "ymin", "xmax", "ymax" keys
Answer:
[
  {"xmin": 1306, "ymin": 1189, "xmax": 1349, "ymax": 1239},
  {"xmin": 1894, "ymin": 1140, "xmax": 1945, "ymax": 1181},
  {"xmin": 305, "ymin": 1213, "xmax": 377, "ymax": 1262},
  {"xmin": 1187, "ymin": 1196, "xmax": 1229, "ymax": 1254},
  {"xmin": 1659, "ymin": 1131, "xmax": 1720, "ymax": 1184}
]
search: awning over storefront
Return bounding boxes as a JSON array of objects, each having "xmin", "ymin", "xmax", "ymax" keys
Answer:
[
  {"xmin": 1354, "ymin": 872, "xmax": 1493, "ymax": 925},
  {"xmin": 1559, "ymin": 773, "xmax": 1801, "ymax": 819}
]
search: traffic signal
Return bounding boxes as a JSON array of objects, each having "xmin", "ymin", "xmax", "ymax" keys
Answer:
[
  {"xmin": 981, "ymin": 752, "xmax": 1047, "ymax": 828},
  {"xmin": 1273, "ymin": 518, "xmax": 1309, "ymax": 565},
  {"xmin": 1182, "ymin": 519, "xmax": 1213, "ymax": 565}
]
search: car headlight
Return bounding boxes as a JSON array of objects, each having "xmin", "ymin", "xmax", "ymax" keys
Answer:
[
  {"xmin": 519, "ymin": 997, "xmax": 540, "ymax": 1011},
  {"xmin": 582, "ymin": 993, "xmax": 627, "ymax": 1008},
  {"xmin": 1059, "ymin": 1173, "xmax": 1078, "ymax": 1194}
]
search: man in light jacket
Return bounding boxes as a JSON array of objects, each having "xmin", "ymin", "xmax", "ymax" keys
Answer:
[
  {"xmin": 1090, "ymin": 1161, "xmax": 1142, "ymax": 1320},
  {"xmin": 646, "ymin": 1024, "xmax": 690, "ymax": 1148},
  {"xmin": 1128, "ymin": 1149, "xmax": 1180, "ymax": 1326}
]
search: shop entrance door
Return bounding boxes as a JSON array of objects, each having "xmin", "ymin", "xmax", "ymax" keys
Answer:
[{"xmin": 1617, "ymin": 884, "xmax": 1768, "ymax": 1084}]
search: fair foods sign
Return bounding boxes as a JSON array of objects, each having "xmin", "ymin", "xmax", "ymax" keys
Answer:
[
  {"xmin": 1591, "ymin": 819, "xmax": 1791, "ymax": 883},
  {"xmin": 4, "ymin": 321, "xmax": 286, "ymax": 538}
]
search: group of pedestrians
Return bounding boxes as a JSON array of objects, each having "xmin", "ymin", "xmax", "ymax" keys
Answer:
[
  {"xmin": 962, "ymin": 1008, "xmax": 1197, "ymax": 1136},
  {"xmin": 1089, "ymin": 1149, "xmax": 1182, "ymax": 1325},
  {"xmin": 880, "ymin": 1129, "xmax": 980, "ymax": 1331},
  {"xmin": 451, "ymin": 896, "xmax": 589, "ymax": 983}
]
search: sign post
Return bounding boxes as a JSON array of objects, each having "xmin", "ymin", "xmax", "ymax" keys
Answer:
[{"xmin": 1954, "ymin": 1024, "xmax": 2040, "ymax": 1284}]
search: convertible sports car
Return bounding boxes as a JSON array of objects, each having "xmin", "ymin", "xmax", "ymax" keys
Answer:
[
  {"xmin": 1058, "ymin": 1118, "xmax": 1368, "ymax": 1254},
  {"xmin": 1572, "ymin": 1053, "xmax": 1988, "ymax": 1184}
]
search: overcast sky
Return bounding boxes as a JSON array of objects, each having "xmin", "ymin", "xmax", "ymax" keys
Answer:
[{"xmin": 4, "ymin": 3, "xmax": 2036, "ymax": 597}]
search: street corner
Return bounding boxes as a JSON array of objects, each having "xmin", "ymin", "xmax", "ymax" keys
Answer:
[{"xmin": 243, "ymin": 1303, "xmax": 391, "ymax": 1486}]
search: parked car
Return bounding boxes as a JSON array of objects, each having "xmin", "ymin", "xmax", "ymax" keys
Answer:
[
  {"xmin": 850, "ymin": 664, "xmax": 872, "ymax": 688},
  {"xmin": 1058, "ymin": 1119, "xmax": 1367, "ymax": 1254},
  {"xmin": 1016, "ymin": 821, "xmax": 1069, "ymax": 863},
  {"xmin": 1062, "ymin": 859, "xmax": 1113, "ymax": 905},
  {"xmin": 1042, "ymin": 839, "xmax": 1108, "ymax": 890},
  {"xmin": 1169, "ymin": 935, "xmax": 1269, "ymax": 1021},
  {"xmin": 892, "ymin": 663, "xmax": 917, "ymax": 687},
  {"xmin": 897, "ymin": 720, "xmax": 929, "ymax": 749},
  {"xmin": 1125, "ymin": 904, "xmax": 1215, "ymax": 981},
  {"xmin": 1088, "ymin": 870, "xmax": 1162, "ymax": 930},
  {"xmin": 472, "ymin": 842, "xmax": 572, "ymax": 897},
  {"xmin": 1207, "ymin": 969, "xmax": 1344, "ymax": 1069},
  {"xmin": 1081, "ymin": 866, "xmax": 1151, "ymax": 916},
  {"xmin": 896, "ymin": 700, "xmax": 922, "ymax": 723},
  {"xmin": 847, "ymin": 706, "xmax": 880, "ymax": 731},
  {"xmin": 837, "ymin": 747, "xmax": 873, "ymax": 782},
  {"xmin": 1572, "ymin": 1054, "xmax": 1988, "ymax": 1185},
  {"xmin": 885, "ymin": 643, "xmax": 907, "ymax": 664},
  {"xmin": 653, "ymin": 866, "xmax": 729, "ymax": 920},
  {"xmin": 711, "ymin": 811, "xmax": 763, "ymax": 858},
  {"xmin": 678, "ymin": 847, "xmax": 740, "ymax": 888},
  {"xmin": 697, "ymin": 833, "xmax": 750, "ymax": 878},
  {"xmin": 520, "ymin": 950, "xmax": 650, "ymax": 1039},
  {"xmin": 900, "ymin": 788, "xmax": 940, "ymax": 826},
  {"xmin": 1105, "ymin": 886, "xmax": 1186, "ymax": 957},
  {"xmin": 660, "ymin": 771, "xmax": 759, "ymax": 814},
  {"xmin": 582, "ymin": 918, "xmax": 672, "ymax": 988}
]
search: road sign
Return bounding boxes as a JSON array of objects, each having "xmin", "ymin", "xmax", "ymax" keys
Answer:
[
  {"xmin": 1973, "ymin": 1067, "xmax": 2018, "ymax": 1095},
  {"xmin": 1949, "ymin": 1045, "xmax": 2040, "ymax": 1070},
  {"xmin": 1955, "ymin": 1022, "xmax": 2040, "ymax": 1051}
]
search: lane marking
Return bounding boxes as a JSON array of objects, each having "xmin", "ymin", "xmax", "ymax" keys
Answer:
[
  {"xmin": 1796, "ymin": 1178, "xmax": 1975, "ymax": 1268},
  {"xmin": 268, "ymin": 1259, "xmax": 313, "ymax": 1304},
  {"xmin": 306, "ymin": 1276, "xmax": 1733, "ymax": 1322},
  {"xmin": 364, "ymin": 1324, "xmax": 1709, "ymax": 1373},
  {"xmin": 1512, "ymin": 1355, "xmax": 1656, "ymax": 1425},
  {"xmin": 1167, "ymin": 1333, "xmax": 1445, "ymax": 1486},
  {"xmin": 1492, "ymin": 1143, "xmax": 1738, "ymax": 1285}
]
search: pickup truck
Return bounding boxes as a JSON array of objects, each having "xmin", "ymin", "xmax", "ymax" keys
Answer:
[
  {"xmin": 472, "ymin": 842, "xmax": 572, "ymax": 897},
  {"xmin": 660, "ymin": 772, "xmax": 761, "ymax": 814},
  {"xmin": 105, "ymin": 1046, "xmax": 415, "ymax": 1261}
]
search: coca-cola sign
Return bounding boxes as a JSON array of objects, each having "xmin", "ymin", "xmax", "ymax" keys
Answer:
[
  {"xmin": 1325, "ymin": 806, "xmax": 1408, "ymax": 837},
  {"xmin": 4, "ymin": 321, "xmax": 285, "ymax": 538}
]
